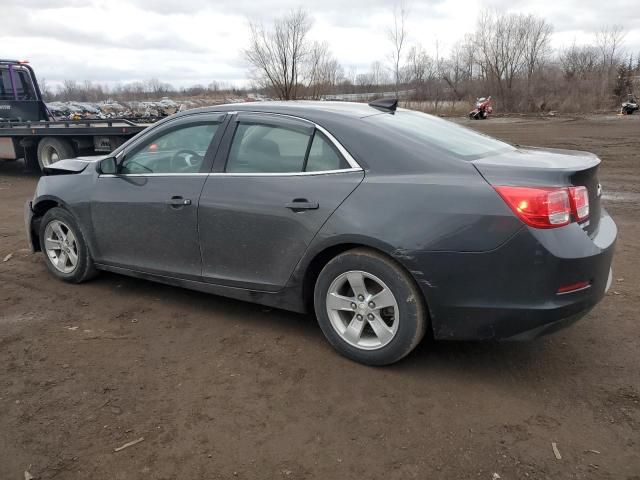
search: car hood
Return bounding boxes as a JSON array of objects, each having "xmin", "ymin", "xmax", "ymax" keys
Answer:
[{"xmin": 43, "ymin": 155, "xmax": 107, "ymax": 175}]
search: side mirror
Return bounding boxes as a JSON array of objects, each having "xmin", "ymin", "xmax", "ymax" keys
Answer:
[{"xmin": 98, "ymin": 156, "xmax": 118, "ymax": 175}]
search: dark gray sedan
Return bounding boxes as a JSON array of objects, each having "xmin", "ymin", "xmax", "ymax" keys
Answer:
[{"xmin": 25, "ymin": 100, "xmax": 616, "ymax": 365}]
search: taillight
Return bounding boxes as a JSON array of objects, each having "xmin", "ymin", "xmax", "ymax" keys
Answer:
[
  {"xmin": 569, "ymin": 186, "xmax": 589, "ymax": 220},
  {"xmin": 494, "ymin": 186, "xmax": 571, "ymax": 228}
]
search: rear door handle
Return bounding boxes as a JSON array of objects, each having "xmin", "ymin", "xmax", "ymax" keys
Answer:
[
  {"xmin": 167, "ymin": 196, "xmax": 192, "ymax": 207},
  {"xmin": 285, "ymin": 199, "xmax": 319, "ymax": 211}
]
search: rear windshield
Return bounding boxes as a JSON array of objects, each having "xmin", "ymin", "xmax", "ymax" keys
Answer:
[
  {"xmin": 366, "ymin": 110, "xmax": 515, "ymax": 160},
  {"xmin": 0, "ymin": 66, "xmax": 37, "ymax": 101}
]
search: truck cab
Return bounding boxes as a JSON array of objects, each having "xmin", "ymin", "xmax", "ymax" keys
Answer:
[
  {"xmin": 0, "ymin": 59, "xmax": 153, "ymax": 171},
  {"xmin": 0, "ymin": 60, "xmax": 50, "ymax": 122}
]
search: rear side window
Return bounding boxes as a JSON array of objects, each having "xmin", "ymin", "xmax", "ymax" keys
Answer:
[
  {"xmin": 306, "ymin": 133, "xmax": 349, "ymax": 172},
  {"xmin": 226, "ymin": 123, "xmax": 310, "ymax": 173},
  {"xmin": 226, "ymin": 122, "xmax": 351, "ymax": 174},
  {"xmin": 366, "ymin": 110, "xmax": 514, "ymax": 160},
  {"xmin": 15, "ymin": 70, "xmax": 36, "ymax": 100}
]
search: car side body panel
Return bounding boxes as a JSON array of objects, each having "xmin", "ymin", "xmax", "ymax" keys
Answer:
[
  {"xmin": 25, "ymin": 102, "xmax": 617, "ymax": 343},
  {"xmin": 198, "ymin": 171, "xmax": 364, "ymax": 291}
]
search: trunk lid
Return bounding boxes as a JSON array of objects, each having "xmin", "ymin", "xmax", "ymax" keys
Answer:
[{"xmin": 472, "ymin": 146, "xmax": 602, "ymax": 235}]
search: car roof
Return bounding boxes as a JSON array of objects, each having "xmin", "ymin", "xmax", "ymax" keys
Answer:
[
  {"xmin": 182, "ymin": 100, "xmax": 386, "ymax": 120},
  {"xmin": 163, "ymin": 101, "xmax": 474, "ymax": 175}
]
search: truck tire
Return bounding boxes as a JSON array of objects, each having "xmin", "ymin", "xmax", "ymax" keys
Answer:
[{"xmin": 37, "ymin": 137, "xmax": 75, "ymax": 170}]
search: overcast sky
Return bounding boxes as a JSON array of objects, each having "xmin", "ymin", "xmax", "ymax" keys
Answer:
[{"xmin": 2, "ymin": 0, "xmax": 640, "ymax": 89}]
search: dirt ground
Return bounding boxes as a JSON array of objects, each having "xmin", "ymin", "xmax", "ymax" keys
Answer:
[{"xmin": 1, "ymin": 115, "xmax": 639, "ymax": 480}]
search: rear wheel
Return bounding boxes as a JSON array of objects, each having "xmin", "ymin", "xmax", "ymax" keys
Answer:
[
  {"xmin": 39, "ymin": 207, "xmax": 98, "ymax": 283},
  {"xmin": 314, "ymin": 248, "xmax": 427, "ymax": 365},
  {"xmin": 37, "ymin": 137, "xmax": 75, "ymax": 170}
]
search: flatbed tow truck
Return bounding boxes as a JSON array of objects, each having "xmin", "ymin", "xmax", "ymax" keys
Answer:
[{"xmin": 0, "ymin": 60, "xmax": 155, "ymax": 170}]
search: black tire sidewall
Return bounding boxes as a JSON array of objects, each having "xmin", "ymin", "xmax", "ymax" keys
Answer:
[
  {"xmin": 37, "ymin": 138, "xmax": 75, "ymax": 171},
  {"xmin": 39, "ymin": 207, "xmax": 93, "ymax": 283},
  {"xmin": 314, "ymin": 249, "xmax": 426, "ymax": 366}
]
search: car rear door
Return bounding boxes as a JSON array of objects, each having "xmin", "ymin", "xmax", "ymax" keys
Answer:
[
  {"xmin": 90, "ymin": 112, "xmax": 227, "ymax": 279},
  {"xmin": 198, "ymin": 112, "xmax": 364, "ymax": 291}
]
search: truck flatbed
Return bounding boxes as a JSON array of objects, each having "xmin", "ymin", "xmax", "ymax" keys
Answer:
[
  {"xmin": 0, "ymin": 59, "xmax": 157, "ymax": 170},
  {"xmin": 0, "ymin": 118, "xmax": 153, "ymax": 137}
]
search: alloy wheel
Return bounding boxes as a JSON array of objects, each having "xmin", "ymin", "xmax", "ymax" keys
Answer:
[
  {"xmin": 44, "ymin": 220, "xmax": 79, "ymax": 274},
  {"xmin": 326, "ymin": 270, "xmax": 399, "ymax": 350}
]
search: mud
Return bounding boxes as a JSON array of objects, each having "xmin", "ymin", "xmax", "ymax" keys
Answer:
[{"xmin": 1, "ymin": 114, "xmax": 639, "ymax": 479}]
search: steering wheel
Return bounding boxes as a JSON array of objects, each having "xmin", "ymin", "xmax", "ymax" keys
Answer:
[{"xmin": 170, "ymin": 149, "xmax": 202, "ymax": 172}]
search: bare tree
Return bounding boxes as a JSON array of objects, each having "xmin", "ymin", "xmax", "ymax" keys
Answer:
[
  {"xmin": 306, "ymin": 41, "xmax": 342, "ymax": 99},
  {"xmin": 559, "ymin": 42, "xmax": 599, "ymax": 80},
  {"xmin": 405, "ymin": 45, "xmax": 433, "ymax": 85},
  {"xmin": 441, "ymin": 41, "xmax": 469, "ymax": 101},
  {"xmin": 387, "ymin": 1, "xmax": 409, "ymax": 97},
  {"xmin": 307, "ymin": 41, "xmax": 330, "ymax": 98},
  {"xmin": 38, "ymin": 77, "xmax": 53, "ymax": 101},
  {"xmin": 475, "ymin": 10, "xmax": 529, "ymax": 109},
  {"xmin": 596, "ymin": 25, "xmax": 626, "ymax": 71},
  {"xmin": 244, "ymin": 8, "xmax": 312, "ymax": 100},
  {"xmin": 522, "ymin": 15, "xmax": 553, "ymax": 107},
  {"xmin": 370, "ymin": 61, "xmax": 389, "ymax": 87},
  {"xmin": 145, "ymin": 78, "xmax": 171, "ymax": 97}
]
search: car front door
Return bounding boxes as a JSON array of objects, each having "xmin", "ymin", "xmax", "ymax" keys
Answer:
[
  {"xmin": 198, "ymin": 112, "xmax": 364, "ymax": 291},
  {"xmin": 90, "ymin": 113, "xmax": 227, "ymax": 279}
]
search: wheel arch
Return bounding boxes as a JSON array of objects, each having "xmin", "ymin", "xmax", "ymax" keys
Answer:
[
  {"xmin": 29, "ymin": 196, "xmax": 71, "ymax": 251},
  {"xmin": 300, "ymin": 237, "xmax": 432, "ymax": 329}
]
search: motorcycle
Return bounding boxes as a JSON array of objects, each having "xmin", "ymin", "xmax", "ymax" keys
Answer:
[
  {"xmin": 621, "ymin": 95, "xmax": 639, "ymax": 115},
  {"xmin": 469, "ymin": 96, "xmax": 493, "ymax": 120}
]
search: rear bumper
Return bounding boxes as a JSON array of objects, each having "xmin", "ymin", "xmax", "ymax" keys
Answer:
[{"xmin": 408, "ymin": 210, "xmax": 617, "ymax": 340}]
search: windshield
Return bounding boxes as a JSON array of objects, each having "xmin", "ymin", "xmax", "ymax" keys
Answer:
[{"xmin": 366, "ymin": 110, "xmax": 514, "ymax": 160}]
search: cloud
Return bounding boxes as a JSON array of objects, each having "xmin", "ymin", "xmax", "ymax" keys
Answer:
[{"xmin": 1, "ymin": 0, "xmax": 639, "ymax": 89}]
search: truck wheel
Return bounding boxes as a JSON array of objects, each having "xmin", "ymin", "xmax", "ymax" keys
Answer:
[{"xmin": 37, "ymin": 137, "xmax": 75, "ymax": 170}]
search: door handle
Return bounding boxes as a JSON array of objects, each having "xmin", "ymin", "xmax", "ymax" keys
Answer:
[
  {"xmin": 285, "ymin": 199, "xmax": 319, "ymax": 211},
  {"xmin": 167, "ymin": 196, "xmax": 192, "ymax": 207}
]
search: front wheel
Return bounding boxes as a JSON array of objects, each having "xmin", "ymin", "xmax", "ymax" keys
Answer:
[
  {"xmin": 314, "ymin": 248, "xmax": 427, "ymax": 365},
  {"xmin": 39, "ymin": 207, "xmax": 98, "ymax": 283}
]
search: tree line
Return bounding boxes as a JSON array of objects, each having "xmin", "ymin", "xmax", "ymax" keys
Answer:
[
  {"xmin": 43, "ymin": 6, "xmax": 640, "ymax": 113},
  {"xmin": 41, "ymin": 77, "xmax": 244, "ymax": 103},
  {"xmin": 245, "ymin": 7, "xmax": 639, "ymax": 112}
]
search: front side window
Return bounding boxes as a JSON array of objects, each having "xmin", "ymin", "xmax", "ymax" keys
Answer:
[{"xmin": 121, "ymin": 122, "xmax": 219, "ymax": 174}]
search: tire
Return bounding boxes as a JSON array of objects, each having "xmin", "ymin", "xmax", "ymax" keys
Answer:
[
  {"xmin": 37, "ymin": 137, "xmax": 75, "ymax": 170},
  {"xmin": 38, "ymin": 207, "xmax": 98, "ymax": 283},
  {"xmin": 314, "ymin": 248, "xmax": 427, "ymax": 366}
]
